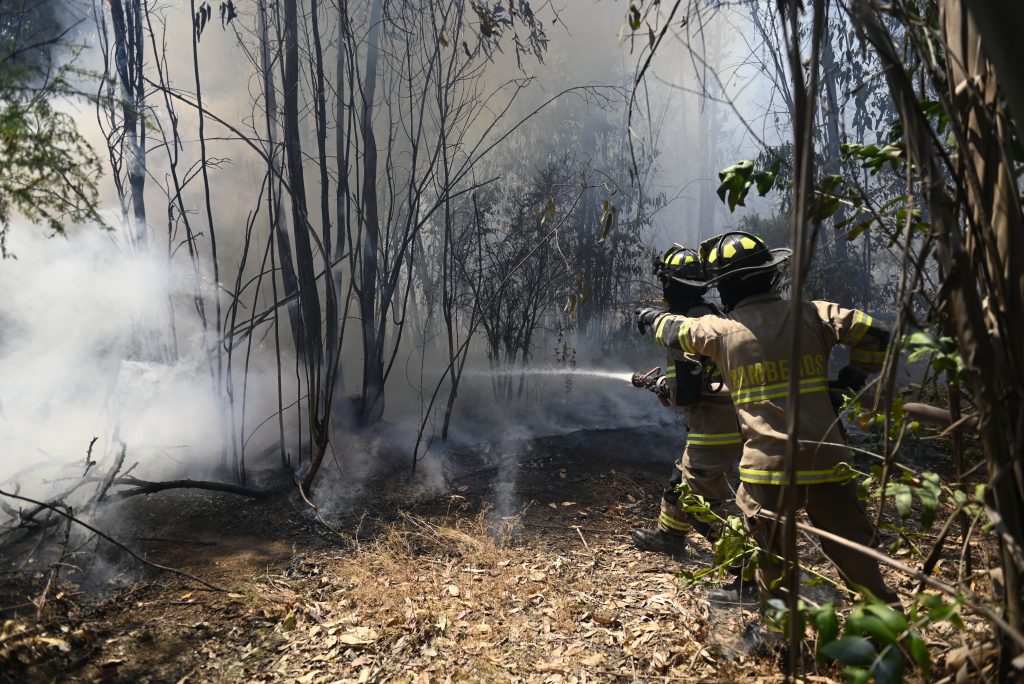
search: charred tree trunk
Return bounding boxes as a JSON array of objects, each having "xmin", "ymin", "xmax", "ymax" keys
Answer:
[
  {"xmin": 258, "ymin": 0, "xmax": 304, "ymax": 364},
  {"xmin": 357, "ymin": 0, "xmax": 385, "ymax": 425},
  {"xmin": 282, "ymin": 0, "xmax": 327, "ymax": 490}
]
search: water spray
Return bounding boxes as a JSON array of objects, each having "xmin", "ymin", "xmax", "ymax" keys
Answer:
[{"xmin": 466, "ymin": 367, "xmax": 635, "ymax": 383}]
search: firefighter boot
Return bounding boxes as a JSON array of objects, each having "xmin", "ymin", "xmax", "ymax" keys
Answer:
[
  {"xmin": 632, "ymin": 497, "xmax": 689, "ymax": 559},
  {"xmin": 631, "ymin": 528, "xmax": 687, "ymax": 558}
]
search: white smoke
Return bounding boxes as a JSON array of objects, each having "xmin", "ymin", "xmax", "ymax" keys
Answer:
[{"xmin": 0, "ymin": 226, "xmax": 290, "ymax": 492}]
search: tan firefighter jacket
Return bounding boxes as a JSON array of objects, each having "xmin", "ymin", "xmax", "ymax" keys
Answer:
[
  {"xmin": 651, "ymin": 293, "xmax": 889, "ymax": 485},
  {"xmin": 661, "ymin": 302, "xmax": 742, "ymax": 471}
]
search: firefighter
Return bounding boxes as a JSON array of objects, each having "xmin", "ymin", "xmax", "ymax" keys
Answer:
[
  {"xmin": 631, "ymin": 244, "xmax": 742, "ymax": 558},
  {"xmin": 635, "ymin": 231, "xmax": 899, "ymax": 606}
]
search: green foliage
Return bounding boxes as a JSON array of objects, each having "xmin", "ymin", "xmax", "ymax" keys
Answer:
[
  {"xmin": 715, "ymin": 159, "xmax": 781, "ymax": 211},
  {"xmin": 902, "ymin": 331, "xmax": 966, "ymax": 383},
  {"xmin": 469, "ymin": 1, "xmax": 548, "ymax": 67},
  {"xmin": 840, "ymin": 142, "xmax": 905, "ymax": 173},
  {"xmin": 674, "ymin": 483, "xmax": 757, "ymax": 587},
  {"xmin": 0, "ymin": 4, "xmax": 104, "ymax": 257},
  {"xmin": 769, "ymin": 593, "xmax": 963, "ymax": 683},
  {"xmin": 0, "ymin": 82, "xmax": 103, "ymax": 255}
]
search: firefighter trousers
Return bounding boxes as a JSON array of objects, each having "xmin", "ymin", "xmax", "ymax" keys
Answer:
[
  {"xmin": 657, "ymin": 460, "xmax": 733, "ymax": 538},
  {"xmin": 736, "ymin": 481, "xmax": 899, "ymax": 605}
]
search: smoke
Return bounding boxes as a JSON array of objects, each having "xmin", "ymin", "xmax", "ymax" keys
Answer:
[
  {"xmin": 0, "ymin": 226, "xmax": 292, "ymax": 494},
  {"xmin": 0, "ymin": 0, "xmax": 748, "ymax": 512}
]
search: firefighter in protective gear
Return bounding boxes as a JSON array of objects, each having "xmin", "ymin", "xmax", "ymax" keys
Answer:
[
  {"xmin": 635, "ymin": 231, "xmax": 899, "ymax": 605},
  {"xmin": 631, "ymin": 244, "xmax": 742, "ymax": 558}
]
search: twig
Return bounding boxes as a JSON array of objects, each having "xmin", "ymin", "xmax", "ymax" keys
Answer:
[
  {"xmin": 35, "ymin": 512, "xmax": 73, "ymax": 620},
  {"xmin": 82, "ymin": 436, "xmax": 99, "ymax": 476},
  {"xmin": 574, "ymin": 525, "xmax": 592, "ymax": 553},
  {"xmin": 0, "ymin": 489, "xmax": 226, "ymax": 593},
  {"xmin": 108, "ymin": 476, "xmax": 280, "ymax": 500},
  {"xmin": 294, "ymin": 478, "xmax": 344, "ymax": 538},
  {"xmin": 916, "ymin": 500, "xmax": 967, "ymax": 593},
  {"xmin": 89, "ymin": 442, "xmax": 126, "ymax": 507}
]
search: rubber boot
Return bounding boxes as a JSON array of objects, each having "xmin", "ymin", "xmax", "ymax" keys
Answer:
[{"xmin": 631, "ymin": 528, "xmax": 687, "ymax": 559}]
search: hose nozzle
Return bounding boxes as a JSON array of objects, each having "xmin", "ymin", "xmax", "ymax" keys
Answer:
[{"xmin": 631, "ymin": 367, "xmax": 661, "ymax": 389}]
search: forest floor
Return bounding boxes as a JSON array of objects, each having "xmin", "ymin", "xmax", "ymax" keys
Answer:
[{"xmin": 0, "ymin": 427, "xmax": 1000, "ymax": 683}]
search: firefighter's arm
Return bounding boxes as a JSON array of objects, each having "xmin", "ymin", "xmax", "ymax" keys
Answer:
[
  {"xmin": 814, "ymin": 301, "xmax": 890, "ymax": 391},
  {"xmin": 649, "ymin": 313, "xmax": 724, "ymax": 361}
]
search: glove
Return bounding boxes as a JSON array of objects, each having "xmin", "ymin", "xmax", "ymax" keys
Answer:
[
  {"xmin": 833, "ymin": 365, "xmax": 868, "ymax": 393},
  {"xmin": 634, "ymin": 307, "xmax": 664, "ymax": 335}
]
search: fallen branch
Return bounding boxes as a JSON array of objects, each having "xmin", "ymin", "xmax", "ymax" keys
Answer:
[
  {"xmin": 108, "ymin": 476, "xmax": 281, "ymax": 500},
  {"xmin": 0, "ymin": 489, "xmax": 227, "ymax": 593}
]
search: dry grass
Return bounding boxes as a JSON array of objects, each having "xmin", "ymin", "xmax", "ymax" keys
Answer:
[{"xmin": 243, "ymin": 506, "xmax": 778, "ymax": 683}]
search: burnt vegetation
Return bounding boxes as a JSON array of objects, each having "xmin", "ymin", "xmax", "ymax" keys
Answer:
[{"xmin": 1, "ymin": 1, "xmax": 1024, "ymax": 682}]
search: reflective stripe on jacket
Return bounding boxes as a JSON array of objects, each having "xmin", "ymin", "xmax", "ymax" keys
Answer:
[{"xmin": 652, "ymin": 293, "xmax": 888, "ymax": 484}]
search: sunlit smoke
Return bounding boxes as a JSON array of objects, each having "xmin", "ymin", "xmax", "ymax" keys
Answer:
[{"xmin": 0, "ymin": 227, "xmax": 290, "ymax": 491}]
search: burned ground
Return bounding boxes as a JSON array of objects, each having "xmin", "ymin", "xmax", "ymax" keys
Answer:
[{"xmin": 0, "ymin": 428, "xmax": 998, "ymax": 682}]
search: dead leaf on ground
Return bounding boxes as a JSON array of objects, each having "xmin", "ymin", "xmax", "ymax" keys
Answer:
[{"xmin": 338, "ymin": 627, "xmax": 379, "ymax": 646}]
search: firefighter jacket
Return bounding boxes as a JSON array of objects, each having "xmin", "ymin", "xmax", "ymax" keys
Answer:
[
  {"xmin": 651, "ymin": 293, "xmax": 889, "ymax": 485},
  {"xmin": 662, "ymin": 302, "xmax": 742, "ymax": 471}
]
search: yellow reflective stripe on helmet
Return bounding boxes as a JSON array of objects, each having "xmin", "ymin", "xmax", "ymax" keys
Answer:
[
  {"xmin": 732, "ymin": 376, "xmax": 829, "ymax": 405},
  {"xmin": 739, "ymin": 463, "xmax": 853, "ymax": 485},
  {"xmin": 659, "ymin": 511, "xmax": 691, "ymax": 532},
  {"xmin": 841, "ymin": 311, "xmax": 875, "ymax": 346},
  {"xmin": 687, "ymin": 431, "xmax": 743, "ymax": 446},
  {"xmin": 850, "ymin": 348, "xmax": 887, "ymax": 365}
]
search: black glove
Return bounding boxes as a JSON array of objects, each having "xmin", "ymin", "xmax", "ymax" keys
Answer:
[
  {"xmin": 634, "ymin": 307, "xmax": 664, "ymax": 335},
  {"xmin": 833, "ymin": 365, "xmax": 869, "ymax": 393}
]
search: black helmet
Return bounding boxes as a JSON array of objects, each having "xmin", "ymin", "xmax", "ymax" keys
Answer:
[
  {"xmin": 699, "ymin": 231, "xmax": 791, "ymax": 286},
  {"xmin": 653, "ymin": 243, "xmax": 706, "ymax": 288}
]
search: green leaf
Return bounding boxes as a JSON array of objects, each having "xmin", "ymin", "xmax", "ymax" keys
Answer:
[
  {"xmin": 754, "ymin": 170, "xmax": 777, "ymax": 195},
  {"xmin": 906, "ymin": 630, "xmax": 931, "ymax": 676},
  {"xmin": 842, "ymin": 667, "xmax": 872, "ymax": 684},
  {"xmin": 865, "ymin": 603, "xmax": 908, "ymax": 636},
  {"xmin": 597, "ymin": 200, "xmax": 617, "ymax": 244},
  {"xmin": 872, "ymin": 645, "xmax": 905, "ymax": 684},
  {"xmin": 885, "ymin": 482, "xmax": 913, "ymax": 519},
  {"xmin": 927, "ymin": 600, "xmax": 962, "ymax": 625},
  {"xmin": 820, "ymin": 636, "xmax": 877, "ymax": 666},
  {"xmin": 847, "ymin": 609, "xmax": 898, "ymax": 644},
  {"xmin": 846, "ymin": 219, "xmax": 872, "ymax": 241},
  {"xmin": 918, "ymin": 486, "xmax": 939, "ymax": 530},
  {"xmin": 812, "ymin": 603, "xmax": 839, "ymax": 649},
  {"xmin": 628, "ymin": 4, "xmax": 641, "ymax": 30}
]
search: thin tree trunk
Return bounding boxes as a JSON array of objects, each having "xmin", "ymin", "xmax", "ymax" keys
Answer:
[{"xmin": 358, "ymin": 0, "xmax": 385, "ymax": 425}]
